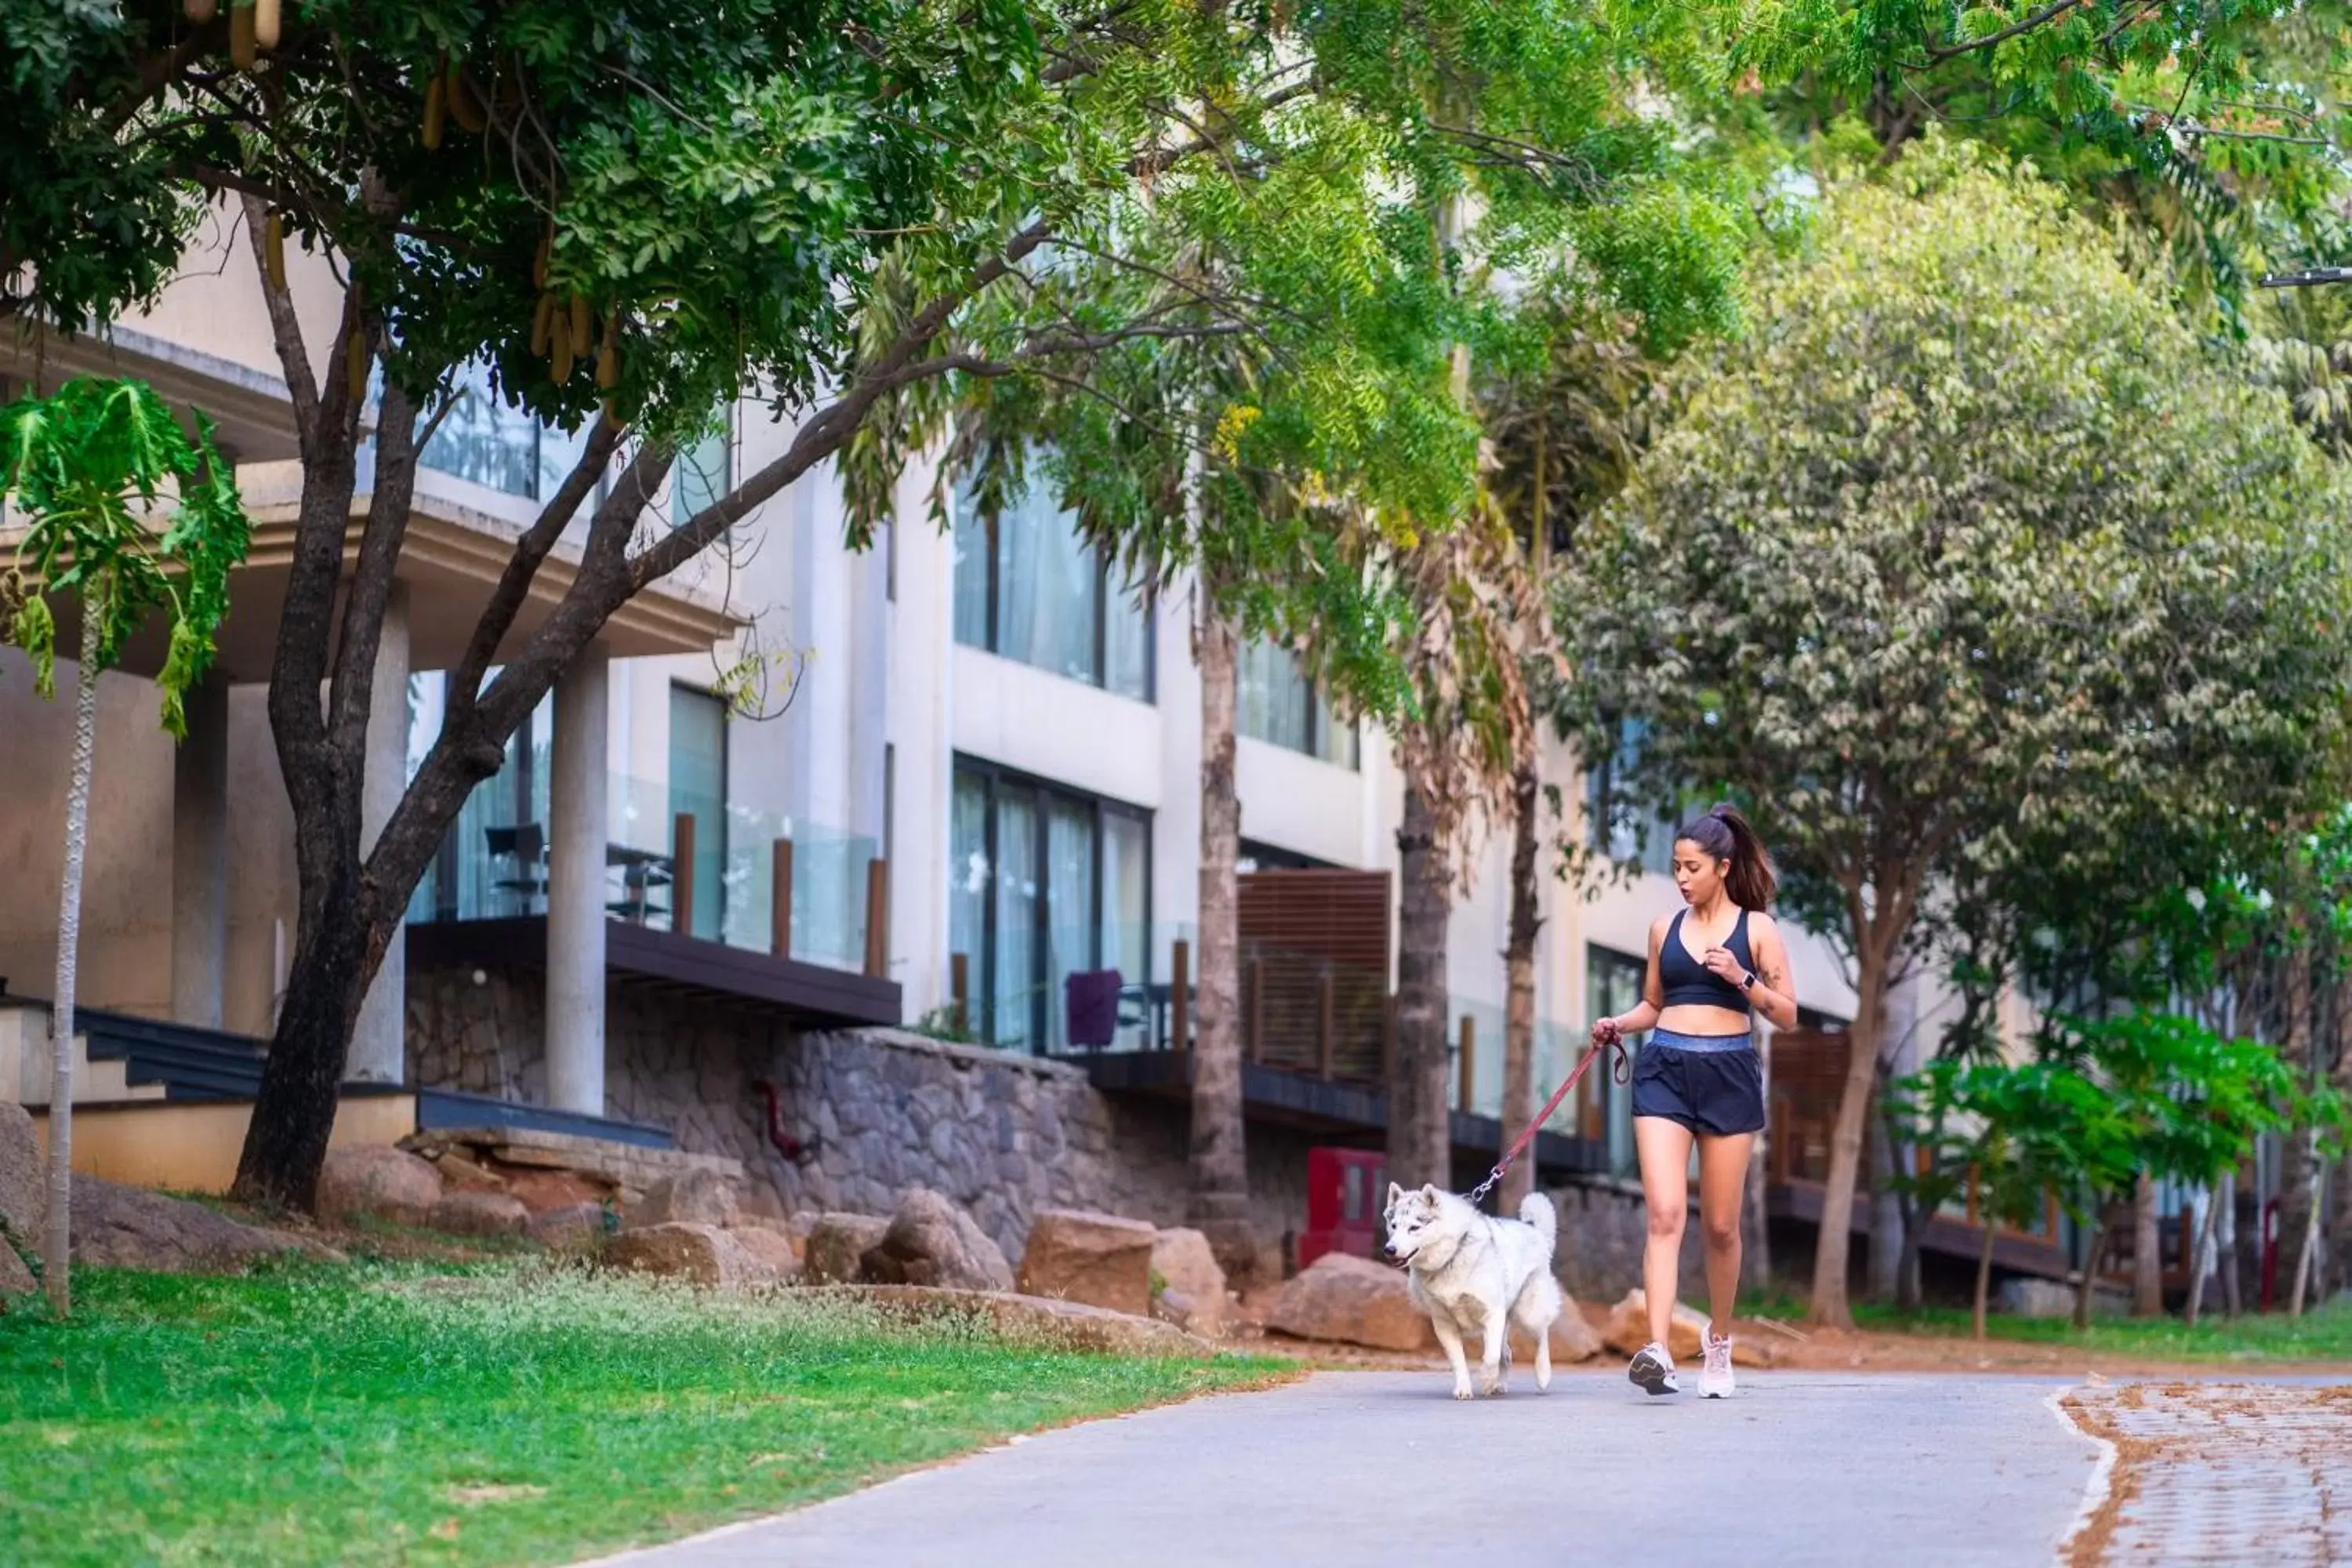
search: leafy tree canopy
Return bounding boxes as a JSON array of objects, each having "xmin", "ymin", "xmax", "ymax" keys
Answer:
[{"xmin": 1563, "ymin": 134, "xmax": 2352, "ymax": 977}]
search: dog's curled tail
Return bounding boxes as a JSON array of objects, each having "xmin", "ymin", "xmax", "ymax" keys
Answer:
[{"xmin": 1517, "ymin": 1192, "xmax": 1557, "ymax": 1244}]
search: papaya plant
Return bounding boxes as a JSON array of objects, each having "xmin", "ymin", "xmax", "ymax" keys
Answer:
[{"xmin": 0, "ymin": 376, "xmax": 249, "ymax": 1317}]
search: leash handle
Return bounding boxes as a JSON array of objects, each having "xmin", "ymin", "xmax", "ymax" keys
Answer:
[{"xmin": 1465, "ymin": 1035, "xmax": 1629, "ymax": 1209}]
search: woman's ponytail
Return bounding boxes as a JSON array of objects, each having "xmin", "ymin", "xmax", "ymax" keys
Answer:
[{"xmin": 1676, "ymin": 802, "xmax": 1777, "ymax": 911}]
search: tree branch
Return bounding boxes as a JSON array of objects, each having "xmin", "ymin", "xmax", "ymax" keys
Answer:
[
  {"xmin": 1923, "ymin": 0, "xmax": 2086, "ymax": 62},
  {"xmin": 445, "ymin": 418, "xmax": 622, "ymax": 720}
]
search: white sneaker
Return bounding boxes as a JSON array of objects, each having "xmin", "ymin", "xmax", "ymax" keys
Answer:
[
  {"xmin": 1699, "ymin": 1330, "xmax": 1735, "ymax": 1399},
  {"xmin": 1628, "ymin": 1341, "xmax": 1679, "ymax": 1396}
]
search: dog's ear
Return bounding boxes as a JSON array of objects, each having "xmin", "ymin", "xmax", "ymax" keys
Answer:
[
  {"xmin": 1421, "ymin": 1184, "xmax": 1441, "ymax": 1203},
  {"xmin": 1386, "ymin": 1181, "xmax": 1405, "ymax": 1207}
]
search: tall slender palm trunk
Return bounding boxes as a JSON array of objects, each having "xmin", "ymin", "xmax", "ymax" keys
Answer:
[
  {"xmin": 1391, "ymin": 771, "xmax": 1454, "ymax": 1192},
  {"xmin": 1188, "ymin": 608, "xmax": 1253, "ymax": 1277},
  {"xmin": 43, "ymin": 597, "xmax": 105, "ymax": 1319},
  {"xmin": 1499, "ymin": 759, "xmax": 1541, "ymax": 1212},
  {"xmin": 2279, "ymin": 940, "xmax": 2318, "ymax": 1315}
]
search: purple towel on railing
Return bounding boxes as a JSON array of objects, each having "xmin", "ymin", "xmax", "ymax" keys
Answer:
[{"xmin": 1065, "ymin": 969, "xmax": 1124, "ymax": 1048}]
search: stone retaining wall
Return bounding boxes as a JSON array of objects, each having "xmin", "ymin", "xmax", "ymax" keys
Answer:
[
  {"xmin": 1545, "ymin": 1175, "xmax": 1712, "ymax": 1305},
  {"xmin": 406, "ymin": 966, "xmax": 1313, "ymax": 1267}
]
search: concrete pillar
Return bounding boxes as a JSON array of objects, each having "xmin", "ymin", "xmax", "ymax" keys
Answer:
[
  {"xmin": 347, "ymin": 584, "xmax": 411, "ymax": 1081},
  {"xmin": 171, "ymin": 676, "xmax": 231, "ymax": 1030},
  {"xmin": 546, "ymin": 645, "xmax": 610, "ymax": 1115}
]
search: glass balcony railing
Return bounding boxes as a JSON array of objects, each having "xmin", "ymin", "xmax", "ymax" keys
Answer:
[{"xmin": 406, "ymin": 766, "xmax": 877, "ymax": 975}]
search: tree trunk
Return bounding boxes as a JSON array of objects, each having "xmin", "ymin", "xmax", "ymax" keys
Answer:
[
  {"xmin": 2132, "ymin": 1171, "xmax": 2162, "ymax": 1317},
  {"xmin": 232, "ymin": 906, "xmax": 377, "ymax": 1210},
  {"xmin": 42, "ymin": 598, "xmax": 104, "ymax": 1318},
  {"xmin": 2217, "ymin": 1168, "xmax": 2242, "ymax": 1319},
  {"xmin": 1809, "ymin": 935, "xmax": 1889, "ymax": 1327},
  {"xmin": 1188, "ymin": 608, "xmax": 1252, "ymax": 1276},
  {"xmin": 1748, "ymin": 1020, "xmax": 1775, "ymax": 1292},
  {"xmin": 2074, "ymin": 1214, "xmax": 2106, "ymax": 1330},
  {"xmin": 2287, "ymin": 1142, "xmax": 2321, "ymax": 1316},
  {"xmin": 1498, "ymin": 758, "xmax": 1541, "ymax": 1213},
  {"xmin": 2277, "ymin": 938, "xmax": 2316, "ymax": 1307},
  {"xmin": 2328, "ymin": 978, "xmax": 2352, "ymax": 1298},
  {"xmin": 1390, "ymin": 769, "xmax": 1453, "ymax": 1192},
  {"xmin": 2184, "ymin": 1185, "xmax": 2219, "ymax": 1329},
  {"xmin": 1972, "ymin": 1210, "xmax": 1997, "ymax": 1341}
]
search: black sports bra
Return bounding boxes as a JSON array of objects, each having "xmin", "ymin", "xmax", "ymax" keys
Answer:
[{"xmin": 1658, "ymin": 909, "xmax": 1754, "ymax": 1013}]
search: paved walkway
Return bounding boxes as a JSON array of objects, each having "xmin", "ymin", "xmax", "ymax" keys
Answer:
[
  {"xmin": 591, "ymin": 1370, "xmax": 2103, "ymax": 1567},
  {"xmin": 2064, "ymin": 1381, "xmax": 2352, "ymax": 1565}
]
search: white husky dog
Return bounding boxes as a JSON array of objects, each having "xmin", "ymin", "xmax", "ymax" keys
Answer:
[{"xmin": 1382, "ymin": 1182, "xmax": 1564, "ymax": 1400}]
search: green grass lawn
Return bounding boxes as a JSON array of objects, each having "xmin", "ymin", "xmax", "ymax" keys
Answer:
[
  {"xmin": 0, "ymin": 1262, "xmax": 1289, "ymax": 1566},
  {"xmin": 1851, "ymin": 1294, "xmax": 2352, "ymax": 1363}
]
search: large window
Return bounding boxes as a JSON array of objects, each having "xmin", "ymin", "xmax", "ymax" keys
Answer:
[
  {"xmin": 420, "ymin": 359, "xmax": 597, "ymax": 502},
  {"xmin": 1584, "ymin": 718, "xmax": 1678, "ymax": 877},
  {"xmin": 1587, "ymin": 944, "xmax": 1648, "ymax": 1176},
  {"xmin": 1239, "ymin": 638, "xmax": 1358, "ymax": 768},
  {"xmin": 669, "ymin": 686, "xmax": 728, "ymax": 941},
  {"xmin": 953, "ymin": 468, "xmax": 1152, "ymax": 699},
  {"xmin": 949, "ymin": 758, "xmax": 1152, "ymax": 1052}
]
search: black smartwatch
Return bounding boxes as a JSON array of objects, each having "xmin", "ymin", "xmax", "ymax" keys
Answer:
[{"xmin": 1740, "ymin": 969, "xmax": 1759, "ymax": 993}]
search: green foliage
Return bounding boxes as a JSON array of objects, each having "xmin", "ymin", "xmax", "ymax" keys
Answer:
[
  {"xmin": 0, "ymin": 1262, "xmax": 1283, "ymax": 1566},
  {"xmin": 1893, "ymin": 1054, "xmax": 2133, "ymax": 1240},
  {"xmin": 1561, "ymin": 137, "xmax": 2352, "ymax": 975},
  {"xmin": 0, "ymin": 377, "xmax": 250, "ymax": 735},
  {"xmin": 1856, "ymin": 1294, "xmax": 2352, "ymax": 1359},
  {"xmin": 1733, "ymin": 2, "xmax": 2352, "ymax": 328}
]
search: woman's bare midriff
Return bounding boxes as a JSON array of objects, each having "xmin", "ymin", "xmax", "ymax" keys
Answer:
[{"xmin": 1655, "ymin": 1004, "xmax": 1752, "ymax": 1037}]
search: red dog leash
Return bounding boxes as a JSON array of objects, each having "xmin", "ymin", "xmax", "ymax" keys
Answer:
[{"xmin": 1465, "ymin": 1035, "xmax": 1630, "ymax": 1208}]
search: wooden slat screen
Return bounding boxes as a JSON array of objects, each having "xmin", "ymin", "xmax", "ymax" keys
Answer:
[{"xmin": 1237, "ymin": 869, "xmax": 1392, "ymax": 1083}]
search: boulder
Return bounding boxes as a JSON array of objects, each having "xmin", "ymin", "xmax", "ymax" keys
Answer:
[
  {"xmin": 625, "ymin": 1167, "xmax": 739, "ymax": 1231},
  {"xmin": 1596, "ymin": 1290, "xmax": 1769, "ymax": 1366},
  {"xmin": 1998, "ymin": 1278, "xmax": 2078, "ymax": 1320},
  {"xmin": 1151, "ymin": 1287, "xmax": 1200, "ymax": 1330},
  {"xmin": 1150, "ymin": 1226, "xmax": 1229, "ymax": 1337},
  {"xmin": 602, "ymin": 1222, "xmax": 772, "ymax": 1288},
  {"xmin": 861, "ymin": 1189, "xmax": 1015, "ymax": 1293},
  {"xmin": 815, "ymin": 1284, "xmax": 1214, "ymax": 1359},
  {"xmin": 0, "ymin": 1236, "xmax": 33, "ymax": 1294},
  {"xmin": 0, "ymin": 1102, "xmax": 39, "ymax": 1243},
  {"xmin": 785, "ymin": 1210, "xmax": 822, "ymax": 1258},
  {"xmin": 317, "ymin": 1145, "xmax": 444, "ymax": 1228},
  {"xmin": 71, "ymin": 1177, "xmax": 341, "ymax": 1271},
  {"xmin": 1267, "ymin": 1254, "xmax": 1435, "ymax": 1353},
  {"xmin": 1510, "ymin": 1299, "xmax": 1605, "ymax": 1365},
  {"xmin": 527, "ymin": 1202, "xmax": 609, "ymax": 1254},
  {"xmin": 499, "ymin": 1168, "xmax": 609, "ymax": 1214},
  {"xmin": 429, "ymin": 1152, "xmax": 507, "ymax": 1192},
  {"xmin": 1018, "ymin": 1208, "xmax": 1157, "ymax": 1316},
  {"xmin": 804, "ymin": 1213, "xmax": 890, "ymax": 1285},
  {"xmin": 1599, "ymin": 1289, "xmax": 1706, "ymax": 1360},
  {"xmin": 729, "ymin": 1225, "xmax": 803, "ymax": 1281},
  {"xmin": 430, "ymin": 1189, "xmax": 531, "ymax": 1238}
]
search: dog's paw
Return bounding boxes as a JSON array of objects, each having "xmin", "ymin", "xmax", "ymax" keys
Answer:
[
  {"xmin": 1451, "ymin": 1381, "xmax": 1475, "ymax": 1401},
  {"xmin": 1477, "ymin": 1374, "xmax": 1504, "ymax": 1398}
]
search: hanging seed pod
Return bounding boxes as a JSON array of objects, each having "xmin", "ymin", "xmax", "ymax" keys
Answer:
[
  {"xmin": 550, "ymin": 314, "xmax": 575, "ymax": 386},
  {"xmin": 184, "ymin": 0, "xmax": 218, "ymax": 22},
  {"xmin": 532, "ymin": 226, "xmax": 551, "ymax": 292},
  {"xmin": 567, "ymin": 295, "xmax": 590, "ymax": 358},
  {"xmin": 253, "ymin": 0, "xmax": 281, "ymax": 49},
  {"xmin": 422, "ymin": 74, "xmax": 445, "ymax": 149},
  {"xmin": 530, "ymin": 292, "xmax": 555, "ymax": 359},
  {"xmin": 230, "ymin": 2, "xmax": 257, "ymax": 70},
  {"xmin": 446, "ymin": 66, "xmax": 488, "ymax": 133},
  {"xmin": 263, "ymin": 211, "xmax": 287, "ymax": 292},
  {"xmin": 595, "ymin": 313, "xmax": 619, "ymax": 390},
  {"xmin": 346, "ymin": 329, "xmax": 368, "ymax": 407}
]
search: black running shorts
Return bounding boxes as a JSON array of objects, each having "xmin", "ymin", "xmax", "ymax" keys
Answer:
[{"xmin": 1629, "ymin": 1031, "xmax": 1766, "ymax": 1138}]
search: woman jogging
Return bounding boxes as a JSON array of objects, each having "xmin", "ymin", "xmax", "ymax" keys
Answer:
[{"xmin": 1589, "ymin": 804, "xmax": 1797, "ymax": 1399}]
